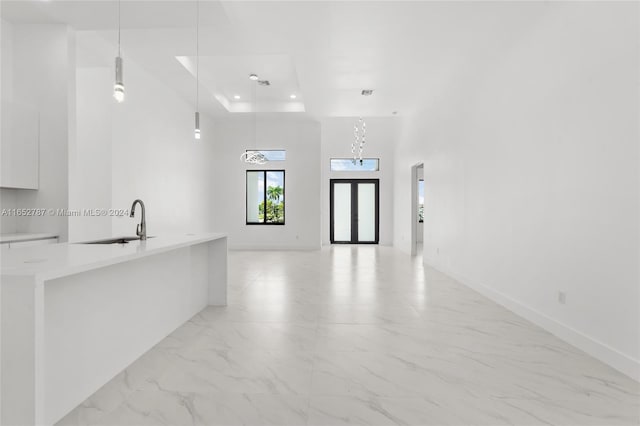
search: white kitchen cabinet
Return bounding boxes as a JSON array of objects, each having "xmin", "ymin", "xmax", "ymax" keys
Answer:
[{"xmin": 1, "ymin": 101, "xmax": 39, "ymax": 189}]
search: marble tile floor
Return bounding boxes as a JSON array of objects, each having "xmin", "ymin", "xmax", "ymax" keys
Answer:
[{"xmin": 58, "ymin": 246, "xmax": 639, "ymax": 426}]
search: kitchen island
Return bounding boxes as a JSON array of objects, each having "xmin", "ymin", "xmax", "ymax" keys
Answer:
[{"xmin": 0, "ymin": 233, "xmax": 227, "ymax": 426}]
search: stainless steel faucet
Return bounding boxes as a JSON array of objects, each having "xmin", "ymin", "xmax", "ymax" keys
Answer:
[{"xmin": 129, "ymin": 199, "xmax": 147, "ymax": 240}]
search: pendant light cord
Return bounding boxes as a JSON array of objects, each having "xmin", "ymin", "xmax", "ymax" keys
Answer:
[
  {"xmin": 117, "ymin": 0, "xmax": 121, "ymax": 56},
  {"xmin": 196, "ymin": 0, "xmax": 200, "ymax": 111}
]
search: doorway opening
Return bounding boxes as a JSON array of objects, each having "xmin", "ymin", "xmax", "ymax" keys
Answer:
[
  {"xmin": 410, "ymin": 163, "xmax": 424, "ymax": 256},
  {"xmin": 330, "ymin": 179, "xmax": 379, "ymax": 244}
]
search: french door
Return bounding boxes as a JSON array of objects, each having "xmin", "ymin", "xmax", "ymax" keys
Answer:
[{"xmin": 330, "ymin": 179, "xmax": 379, "ymax": 244}]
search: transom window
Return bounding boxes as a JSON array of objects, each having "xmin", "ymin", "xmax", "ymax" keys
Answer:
[
  {"xmin": 330, "ymin": 158, "xmax": 379, "ymax": 172},
  {"xmin": 245, "ymin": 150, "xmax": 286, "ymax": 161}
]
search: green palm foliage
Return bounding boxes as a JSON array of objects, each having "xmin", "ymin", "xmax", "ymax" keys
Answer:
[{"xmin": 266, "ymin": 185, "xmax": 284, "ymax": 222}]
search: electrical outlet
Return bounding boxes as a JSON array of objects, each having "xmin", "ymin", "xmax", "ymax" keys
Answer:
[{"xmin": 558, "ymin": 291, "xmax": 566, "ymax": 305}]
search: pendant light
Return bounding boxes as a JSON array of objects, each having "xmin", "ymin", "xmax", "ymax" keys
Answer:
[
  {"xmin": 359, "ymin": 117, "xmax": 366, "ymax": 163},
  {"xmin": 113, "ymin": 0, "xmax": 124, "ymax": 102},
  {"xmin": 239, "ymin": 74, "xmax": 267, "ymax": 164},
  {"xmin": 194, "ymin": 0, "xmax": 201, "ymax": 140},
  {"xmin": 352, "ymin": 117, "xmax": 366, "ymax": 165}
]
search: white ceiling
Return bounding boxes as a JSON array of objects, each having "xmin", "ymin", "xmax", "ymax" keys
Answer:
[{"xmin": 1, "ymin": 0, "xmax": 547, "ymax": 119}]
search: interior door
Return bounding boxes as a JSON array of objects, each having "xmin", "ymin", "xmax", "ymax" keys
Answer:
[{"xmin": 330, "ymin": 179, "xmax": 379, "ymax": 244}]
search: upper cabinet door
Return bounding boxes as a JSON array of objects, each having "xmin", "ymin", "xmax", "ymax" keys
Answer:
[{"xmin": 1, "ymin": 101, "xmax": 39, "ymax": 189}]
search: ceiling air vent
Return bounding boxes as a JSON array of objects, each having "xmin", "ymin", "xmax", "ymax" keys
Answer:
[
  {"xmin": 361, "ymin": 89, "xmax": 374, "ymax": 96},
  {"xmin": 257, "ymin": 80, "xmax": 271, "ymax": 86}
]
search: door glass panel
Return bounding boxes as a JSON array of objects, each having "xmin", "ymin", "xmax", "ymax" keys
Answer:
[
  {"xmin": 333, "ymin": 183, "xmax": 351, "ymax": 241},
  {"xmin": 358, "ymin": 183, "xmax": 376, "ymax": 242}
]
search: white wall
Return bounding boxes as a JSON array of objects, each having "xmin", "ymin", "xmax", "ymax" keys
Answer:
[
  {"xmin": 70, "ymin": 32, "xmax": 216, "ymax": 241},
  {"xmin": 212, "ymin": 116, "xmax": 393, "ymax": 249},
  {"xmin": 68, "ymin": 67, "xmax": 112, "ymax": 241},
  {"xmin": 0, "ymin": 188, "xmax": 17, "ymax": 233},
  {"xmin": 0, "ymin": 19, "xmax": 12, "ymax": 103},
  {"xmin": 211, "ymin": 116, "xmax": 321, "ymax": 250},
  {"xmin": 321, "ymin": 117, "xmax": 396, "ymax": 246},
  {"xmin": 0, "ymin": 23, "xmax": 71, "ymax": 240},
  {"xmin": 393, "ymin": 2, "xmax": 639, "ymax": 379}
]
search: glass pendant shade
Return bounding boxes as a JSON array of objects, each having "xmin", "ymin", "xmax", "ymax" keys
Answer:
[{"xmin": 194, "ymin": 111, "xmax": 201, "ymax": 140}]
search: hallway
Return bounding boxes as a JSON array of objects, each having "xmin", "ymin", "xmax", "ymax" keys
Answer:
[{"xmin": 60, "ymin": 246, "xmax": 639, "ymax": 425}]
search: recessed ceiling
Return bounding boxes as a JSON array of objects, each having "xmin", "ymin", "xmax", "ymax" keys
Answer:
[
  {"xmin": 176, "ymin": 54, "xmax": 305, "ymax": 113},
  {"xmin": 1, "ymin": 1, "xmax": 548, "ymax": 119}
]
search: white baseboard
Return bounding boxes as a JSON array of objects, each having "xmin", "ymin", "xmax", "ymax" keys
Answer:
[{"xmin": 424, "ymin": 259, "xmax": 640, "ymax": 382}]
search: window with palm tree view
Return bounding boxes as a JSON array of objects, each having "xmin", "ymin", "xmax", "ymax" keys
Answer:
[{"xmin": 246, "ymin": 170, "xmax": 285, "ymax": 224}]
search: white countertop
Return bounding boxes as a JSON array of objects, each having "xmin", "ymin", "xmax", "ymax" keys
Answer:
[
  {"xmin": 0, "ymin": 233, "xmax": 226, "ymax": 281},
  {"xmin": 0, "ymin": 232, "xmax": 59, "ymax": 243}
]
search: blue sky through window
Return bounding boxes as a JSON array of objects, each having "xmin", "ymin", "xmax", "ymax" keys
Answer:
[{"xmin": 246, "ymin": 150, "xmax": 286, "ymax": 161}]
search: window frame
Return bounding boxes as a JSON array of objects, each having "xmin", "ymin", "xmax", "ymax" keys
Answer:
[
  {"xmin": 418, "ymin": 179, "xmax": 424, "ymax": 223},
  {"xmin": 245, "ymin": 169, "xmax": 286, "ymax": 225}
]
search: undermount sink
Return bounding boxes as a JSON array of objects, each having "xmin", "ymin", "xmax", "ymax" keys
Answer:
[{"xmin": 79, "ymin": 236, "xmax": 155, "ymax": 245}]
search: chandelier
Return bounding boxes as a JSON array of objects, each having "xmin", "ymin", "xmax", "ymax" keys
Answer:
[
  {"xmin": 351, "ymin": 117, "xmax": 366, "ymax": 165},
  {"xmin": 240, "ymin": 151, "xmax": 267, "ymax": 165}
]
